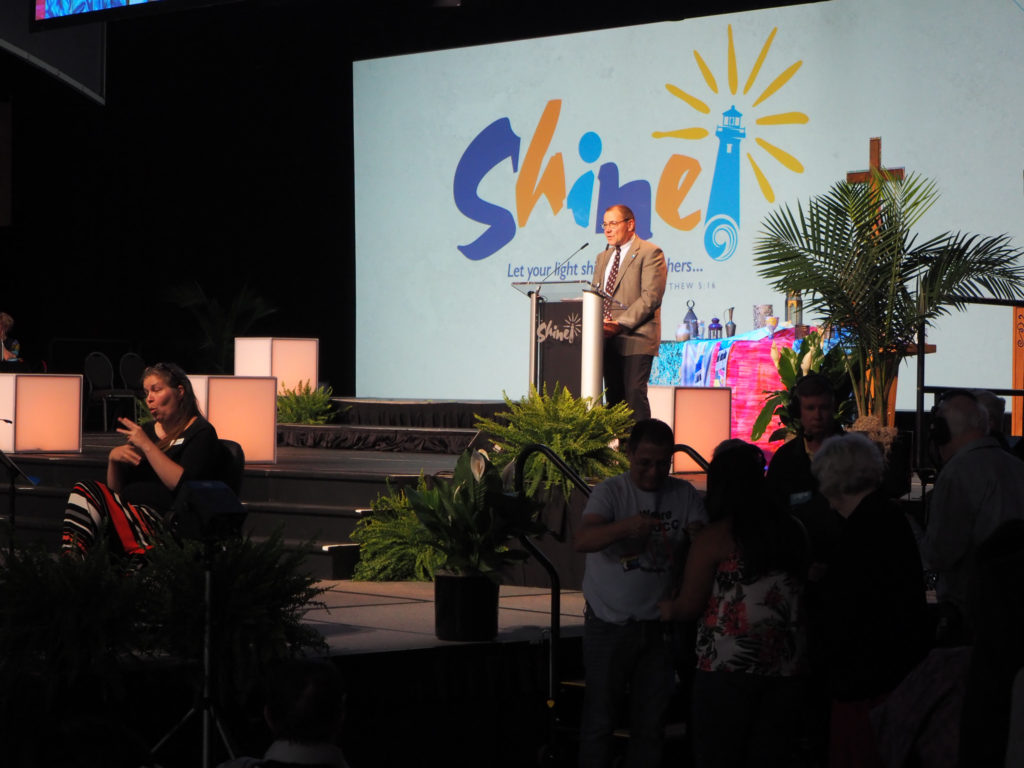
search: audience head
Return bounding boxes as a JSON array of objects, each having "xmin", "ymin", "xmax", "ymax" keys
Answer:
[
  {"xmin": 792, "ymin": 373, "xmax": 836, "ymax": 443},
  {"xmin": 709, "ymin": 439, "xmax": 806, "ymax": 578},
  {"xmin": 627, "ymin": 418, "xmax": 675, "ymax": 492},
  {"xmin": 712, "ymin": 438, "xmax": 760, "ymax": 460},
  {"xmin": 971, "ymin": 389, "xmax": 1005, "ymax": 437},
  {"xmin": 263, "ymin": 658, "xmax": 347, "ymax": 744},
  {"xmin": 811, "ymin": 432, "xmax": 884, "ymax": 516},
  {"xmin": 705, "ymin": 439, "xmax": 767, "ymax": 522},
  {"xmin": 0, "ymin": 312, "xmax": 12, "ymax": 337},
  {"xmin": 142, "ymin": 362, "xmax": 201, "ymax": 423},
  {"xmin": 933, "ymin": 389, "xmax": 989, "ymax": 463}
]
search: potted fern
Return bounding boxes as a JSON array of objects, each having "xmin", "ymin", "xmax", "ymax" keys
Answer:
[
  {"xmin": 350, "ymin": 477, "xmax": 444, "ymax": 582},
  {"xmin": 277, "ymin": 380, "xmax": 336, "ymax": 425},
  {"xmin": 474, "ymin": 385, "xmax": 634, "ymax": 588},
  {"xmin": 407, "ymin": 449, "xmax": 543, "ymax": 641},
  {"xmin": 474, "ymin": 384, "xmax": 633, "ymax": 498}
]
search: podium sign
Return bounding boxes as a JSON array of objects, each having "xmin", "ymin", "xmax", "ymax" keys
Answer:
[
  {"xmin": 536, "ymin": 300, "xmax": 583, "ymax": 396},
  {"xmin": 512, "ymin": 280, "xmax": 604, "ymax": 402}
]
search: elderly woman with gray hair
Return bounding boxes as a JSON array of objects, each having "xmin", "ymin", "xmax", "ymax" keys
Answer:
[{"xmin": 811, "ymin": 432, "xmax": 930, "ymax": 768}]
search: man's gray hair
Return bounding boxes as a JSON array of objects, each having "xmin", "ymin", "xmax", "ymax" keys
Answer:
[
  {"xmin": 940, "ymin": 391, "xmax": 990, "ymax": 438},
  {"xmin": 972, "ymin": 389, "xmax": 1005, "ymax": 435}
]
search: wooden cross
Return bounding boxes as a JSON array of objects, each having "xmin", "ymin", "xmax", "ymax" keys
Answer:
[
  {"xmin": 847, "ymin": 137, "xmax": 910, "ymax": 427},
  {"xmin": 847, "ymin": 136, "xmax": 905, "ymax": 192}
]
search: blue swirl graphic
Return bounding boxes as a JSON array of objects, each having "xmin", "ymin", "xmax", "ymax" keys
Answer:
[{"xmin": 704, "ymin": 214, "xmax": 738, "ymax": 262}]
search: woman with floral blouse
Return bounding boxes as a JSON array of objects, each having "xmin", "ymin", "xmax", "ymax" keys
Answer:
[{"xmin": 662, "ymin": 440, "xmax": 810, "ymax": 768}]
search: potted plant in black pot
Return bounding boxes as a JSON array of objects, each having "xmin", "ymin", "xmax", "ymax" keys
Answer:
[{"xmin": 408, "ymin": 448, "xmax": 543, "ymax": 641}]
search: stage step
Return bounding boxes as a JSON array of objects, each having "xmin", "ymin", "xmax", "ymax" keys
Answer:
[
  {"xmin": 332, "ymin": 398, "xmax": 505, "ymax": 429},
  {"xmin": 1, "ymin": 422, "xmax": 463, "ymax": 576},
  {"xmin": 242, "ymin": 501, "xmax": 368, "ymax": 580},
  {"xmin": 279, "ymin": 423, "xmax": 482, "ymax": 454},
  {"xmin": 244, "ymin": 537, "xmax": 361, "ymax": 581},
  {"xmin": 0, "ymin": 445, "xmax": 435, "ymax": 579}
]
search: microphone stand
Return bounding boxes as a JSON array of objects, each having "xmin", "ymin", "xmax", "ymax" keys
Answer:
[
  {"xmin": 537, "ymin": 241, "xmax": 589, "ymax": 289},
  {"xmin": 149, "ymin": 536, "xmax": 235, "ymax": 768},
  {"xmin": 0, "ymin": 449, "xmax": 34, "ymax": 560}
]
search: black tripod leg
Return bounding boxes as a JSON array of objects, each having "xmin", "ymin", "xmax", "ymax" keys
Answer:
[
  {"xmin": 150, "ymin": 706, "xmax": 199, "ymax": 757},
  {"xmin": 149, "ymin": 558, "xmax": 235, "ymax": 768}
]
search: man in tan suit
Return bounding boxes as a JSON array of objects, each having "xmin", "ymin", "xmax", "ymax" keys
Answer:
[{"xmin": 590, "ymin": 204, "xmax": 667, "ymax": 421}]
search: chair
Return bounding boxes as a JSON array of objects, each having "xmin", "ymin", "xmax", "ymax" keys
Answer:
[
  {"xmin": 165, "ymin": 442, "xmax": 247, "ymax": 543},
  {"xmin": 83, "ymin": 351, "xmax": 137, "ymax": 431},
  {"xmin": 220, "ymin": 439, "xmax": 246, "ymax": 496},
  {"xmin": 119, "ymin": 352, "xmax": 146, "ymax": 396}
]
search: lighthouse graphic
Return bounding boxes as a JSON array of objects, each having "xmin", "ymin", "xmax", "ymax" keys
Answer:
[{"xmin": 704, "ymin": 105, "xmax": 745, "ymax": 261}]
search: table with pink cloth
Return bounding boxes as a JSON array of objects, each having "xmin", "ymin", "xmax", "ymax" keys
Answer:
[{"xmin": 650, "ymin": 325, "xmax": 805, "ymax": 459}]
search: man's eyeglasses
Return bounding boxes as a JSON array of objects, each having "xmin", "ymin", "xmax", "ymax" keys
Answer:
[{"xmin": 601, "ymin": 218, "xmax": 633, "ymax": 229}]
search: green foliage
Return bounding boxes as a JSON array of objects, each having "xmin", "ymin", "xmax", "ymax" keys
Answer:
[
  {"xmin": 0, "ymin": 543, "xmax": 158, "ymax": 764},
  {"xmin": 751, "ymin": 329, "xmax": 854, "ymax": 442},
  {"xmin": 406, "ymin": 449, "xmax": 544, "ymax": 580},
  {"xmin": 0, "ymin": 532, "xmax": 327, "ymax": 734},
  {"xmin": 134, "ymin": 397, "xmax": 154, "ymax": 424},
  {"xmin": 140, "ymin": 529, "xmax": 328, "ymax": 701},
  {"xmin": 755, "ymin": 170, "xmax": 1024, "ymax": 422},
  {"xmin": 0, "ymin": 541, "xmax": 148, "ymax": 711},
  {"xmin": 277, "ymin": 380, "xmax": 337, "ymax": 425},
  {"xmin": 474, "ymin": 384, "xmax": 634, "ymax": 498},
  {"xmin": 350, "ymin": 477, "xmax": 445, "ymax": 581}
]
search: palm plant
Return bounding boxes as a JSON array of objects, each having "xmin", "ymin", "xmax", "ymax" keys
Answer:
[
  {"xmin": 754, "ymin": 170, "xmax": 1024, "ymax": 424},
  {"xmin": 166, "ymin": 281, "xmax": 277, "ymax": 373}
]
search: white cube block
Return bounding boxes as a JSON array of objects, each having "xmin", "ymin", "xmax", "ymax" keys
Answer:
[
  {"xmin": 205, "ymin": 376, "xmax": 277, "ymax": 464},
  {"xmin": 234, "ymin": 337, "xmax": 318, "ymax": 395},
  {"xmin": 0, "ymin": 374, "xmax": 83, "ymax": 453}
]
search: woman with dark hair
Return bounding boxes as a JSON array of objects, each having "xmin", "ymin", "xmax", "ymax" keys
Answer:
[
  {"xmin": 62, "ymin": 362, "xmax": 227, "ymax": 557},
  {"xmin": 661, "ymin": 440, "xmax": 809, "ymax": 768}
]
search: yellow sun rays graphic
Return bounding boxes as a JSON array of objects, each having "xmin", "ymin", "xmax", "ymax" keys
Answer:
[{"xmin": 652, "ymin": 25, "xmax": 808, "ymax": 203}]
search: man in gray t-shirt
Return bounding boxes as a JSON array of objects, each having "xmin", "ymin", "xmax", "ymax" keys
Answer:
[{"xmin": 575, "ymin": 418, "xmax": 706, "ymax": 768}]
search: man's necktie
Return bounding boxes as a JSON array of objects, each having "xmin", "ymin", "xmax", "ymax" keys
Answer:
[{"xmin": 603, "ymin": 246, "xmax": 621, "ymax": 319}]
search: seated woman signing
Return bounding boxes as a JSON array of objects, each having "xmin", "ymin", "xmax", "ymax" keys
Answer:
[{"xmin": 62, "ymin": 362, "xmax": 227, "ymax": 558}]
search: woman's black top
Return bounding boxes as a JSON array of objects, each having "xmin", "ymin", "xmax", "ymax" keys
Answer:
[
  {"xmin": 824, "ymin": 489, "xmax": 930, "ymax": 700},
  {"xmin": 120, "ymin": 416, "xmax": 224, "ymax": 511}
]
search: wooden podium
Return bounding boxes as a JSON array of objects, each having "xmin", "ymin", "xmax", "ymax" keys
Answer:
[{"xmin": 512, "ymin": 280, "xmax": 605, "ymax": 402}]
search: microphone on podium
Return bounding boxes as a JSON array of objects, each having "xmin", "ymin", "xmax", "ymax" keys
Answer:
[{"xmin": 542, "ymin": 242, "xmax": 589, "ymax": 283}]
